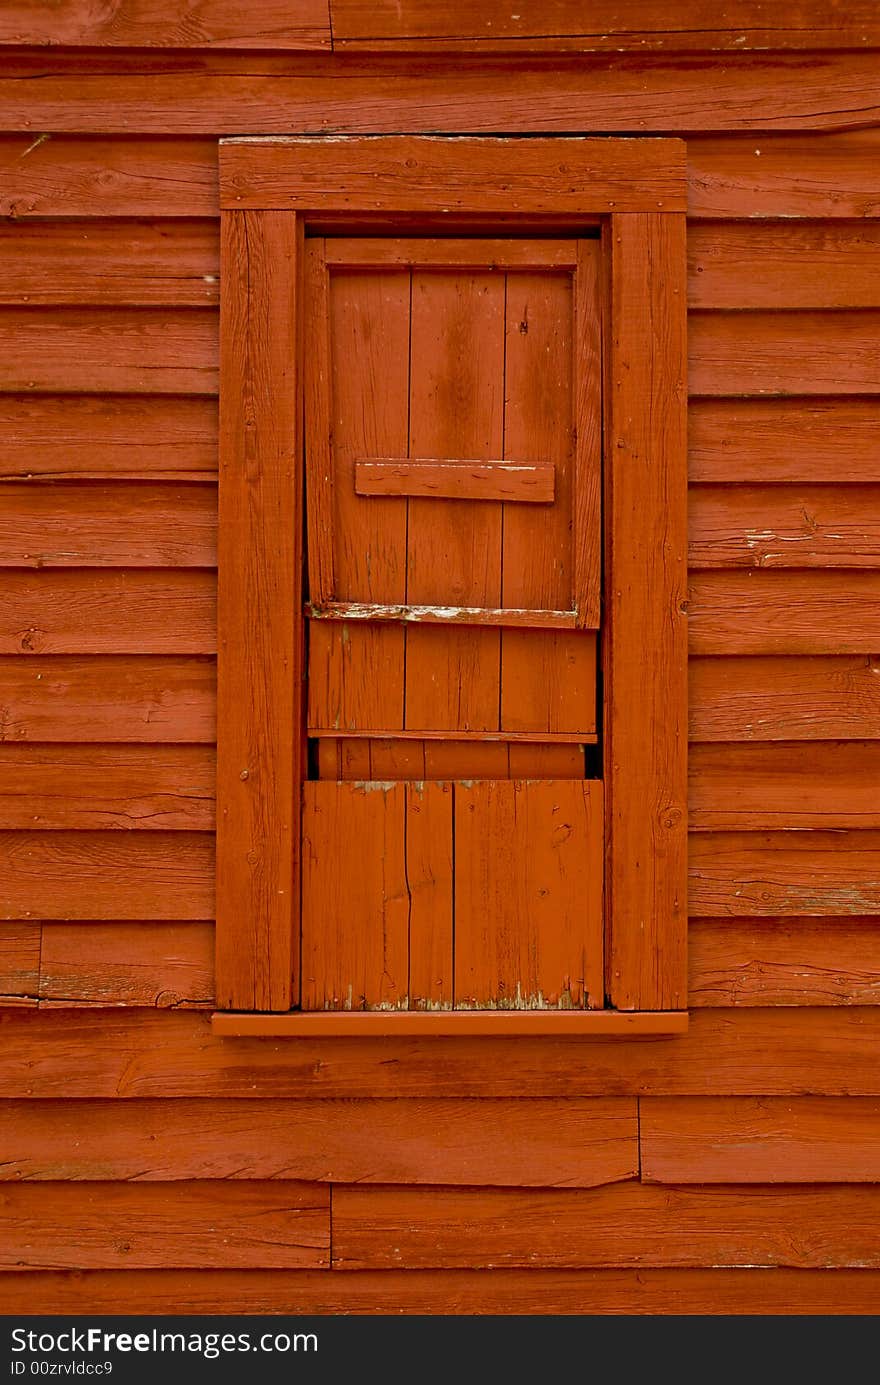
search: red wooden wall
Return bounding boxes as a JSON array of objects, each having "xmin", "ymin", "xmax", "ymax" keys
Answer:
[{"xmin": 2, "ymin": 1, "xmax": 880, "ymax": 1314}]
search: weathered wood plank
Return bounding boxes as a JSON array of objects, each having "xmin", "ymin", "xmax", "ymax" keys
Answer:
[
  {"xmin": 690, "ymin": 656, "xmax": 880, "ymax": 742},
  {"xmin": 0, "ymin": 220, "xmax": 219, "ymax": 306},
  {"xmin": 0, "ymin": 395, "xmax": 218, "ymax": 481},
  {"xmin": 689, "ymin": 832, "xmax": 880, "ymax": 917},
  {"xmin": 690, "ymin": 311, "xmax": 880, "ymax": 396},
  {"xmin": 0, "ymin": 656, "xmax": 216, "ymax": 743},
  {"xmin": 0, "ymin": 832, "xmax": 214, "ymax": 921},
  {"xmin": 1, "ymin": 1267, "xmax": 879, "ymax": 1315},
  {"xmin": 689, "ymin": 742, "xmax": 880, "ymax": 830},
  {"xmin": 688, "ymin": 221, "xmax": 880, "ymax": 309},
  {"xmin": 0, "ymin": 1182, "xmax": 329, "ymax": 1271},
  {"xmin": 0, "ymin": 483, "xmax": 216, "ymax": 567},
  {"xmin": 332, "ymin": 1182, "xmax": 880, "ymax": 1269},
  {"xmin": 688, "ymin": 131, "xmax": 880, "ymax": 219},
  {"xmin": 0, "ymin": 0, "xmax": 331, "ymax": 49},
  {"xmin": 0, "ymin": 571, "xmax": 216, "ymax": 656},
  {"xmin": 0, "ymin": 1096, "xmax": 638, "ymax": 1188},
  {"xmin": 6, "ymin": 1007, "xmax": 880, "ymax": 1098},
  {"xmin": 0, "ymin": 923, "xmax": 39, "ymax": 1005},
  {"xmin": 689, "ymin": 485, "xmax": 880, "ymax": 569},
  {"xmin": 642, "ymin": 1097, "xmax": 880, "ymax": 1183},
  {"xmin": 688, "ymin": 399, "xmax": 880, "ymax": 484},
  {"xmin": 0, "ymin": 746, "xmax": 215, "ymax": 831},
  {"xmin": 689, "ymin": 919, "xmax": 880, "ymax": 1008},
  {"xmin": 39, "ymin": 922, "xmax": 214, "ymax": 1008},
  {"xmin": 688, "ymin": 573, "xmax": 880, "ymax": 656}
]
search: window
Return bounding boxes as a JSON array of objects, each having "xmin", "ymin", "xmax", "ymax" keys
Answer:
[{"xmin": 213, "ymin": 136, "xmax": 687, "ymax": 1036}]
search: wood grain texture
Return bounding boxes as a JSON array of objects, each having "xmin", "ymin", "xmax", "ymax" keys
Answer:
[
  {"xmin": 0, "ymin": 746, "xmax": 215, "ymax": 831},
  {"xmin": 0, "ymin": 832, "xmax": 214, "ymax": 921},
  {"xmin": 331, "ymin": 0, "xmax": 880, "ymax": 52},
  {"xmin": 688, "ymin": 398, "xmax": 880, "ymax": 484},
  {"xmin": 3, "ymin": 54, "xmax": 880, "ymax": 137},
  {"xmin": 690, "ymin": 656, "xmax": 880, "ymax": 742},
  {"xmin": 221, "ymin": 135, "xmax": 686, "ymax": 210},
  {"xmin": 0, "ymin": 656, "xmax": 216, "ymax": 743},
  {"xmin": 690, "ymin": 310, "xmax": 880, "ymax": 396},
  {"xmin": 689, "ymin": 485, "xmax": 880, "ymax": 570},
  {"xmin": 39, "ymin": 922, "xmax": 213, "ymax": 1008},
  {"xmin": 0, "ymin": 1182, "xmax": 329, "ymax": 1270},
  {"xmin": 0, "ymin": 571, "xmax": 216, "ymax": 657},
  {"xmin": 215, "ymin": 209, "xmax": 300, "ymax": 1012},
  {"xmin": 0, "ymin": 136, "xmax": 218, "ymax": 218},
  {"xmin": 2, "ymin": 1267, "xmax": 880, "ymax": 1316},
  {"xmin": 0, "ymin": 308, "xmax": 217, "ymax": 395},
  {"xmin": 454, "ymin": 781, "xmax": 603, "ymax": 1011},
  {"xmin": 689, "ymin": 919, "xmax": 880, "ymax": 1008},
  {"xmin": 0, "ymin": 220, "xmax": 219, "ymax": 306},
  {"xmin": 687, "ymin": 131, "xmax": 880, "ymax": 219},
  {"xmin": 642, "ymin": 1097, "xmax": 880, "ymax": 1184},
  {"xmin": 8, "ymin": 1006, "xmax": 880, "ymax": 1098},
  {"xmin": 688, "ymin": 573, "xmax": 880, "ymax": 656},
  {"xmin": 0, "ymin": 923, "xmax": 39, "ymax": 1004},
  {"xmin": 689, "ymin": 742, "xmax": 880, "ymax": 830},
  {"xmin": 605, "ymin": 213, "xmax": 688, "ymax": 1011},
  {"xmin": 0, "ymin": 1097, "xmax": 638, "ymax": 1188},
  {"xmin": 332, "ymin": 1182, "xmax": 880, "ymax": 1269},
  {"xmin": 689, "ymin": 832, "xmax": 880, "ymax": 917},
  {"xmin": 689, "ymin": 221, "xmax": 880, "ymax": 310},
  {"xmin": 0, "ymin": 483, "xmax": 216, "ymax": 568},
  {"xmin": 0, "ymin": 395, "xmax": 217, "ymax": 481},
  {"xmin": 0, "ymin": 0, "xmax": 331, "ymax": 48}
]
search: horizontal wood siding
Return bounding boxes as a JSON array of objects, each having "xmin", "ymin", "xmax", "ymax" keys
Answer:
[{"xmin": 0, "ymin": 39, "xmax": 879, "ymax": 1315}]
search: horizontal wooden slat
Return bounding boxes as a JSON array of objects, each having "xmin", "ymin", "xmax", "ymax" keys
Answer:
[
  {"xmin": 2, "ymin": 52, "xmax": 879, "ymax": 136},
  {"xmin": 5, "ymin": 1007, "xmax": 880, "ymax": 1098},
  {"xmin": 215, "ymin": 1013, "xmax": 687, "ymax": 1038},
  {"xmin": 690, "ymin": 310, "xmax": 880, "ymax": 396},
  {"xmin": 690, "ymin": 742, "xmax": 880, "ymax": 830},
  {"xmin": 332, "ymin": 1182, "xmax": 880, "ymax": 1269},
  {"xmin": 0, "ymin": 308, "xmax": 217, "ymax": 395},
  {"xmin": 1, "ymin": 1266, "xmax": 878, "ymax": 1315},
  {"xmin": 0, "ymin": 485, "xmax": 216, "ymax": 568},
  {"xmin": 688, "ymin": 573, "xmax": 880, "ymax": 656},
  {"xmin": 0, "ymin": 746, "xmax": 215, "ymax": 830},
  {"xmin": 687, "ymin": 131, "xmax": 880, "ymax": 219},
  {"xmin": 688, "ymin": 398, "xmax": 880, "ymax": 484},
  {"xmin": 0, "ymin": 571, "xmax": 216, "ymax": 655},
  {"xmin": 40, "ymin": 922, "xmax": 213, "ymax": 1008},
  {"xmin": 689, "ymin": 656, "xmax": 880, "ymax": 742},
  {"xmin": 0, "ymin": 220, "xmax": 219, "ymax": 306},
  {"xmin": 222, "ymin": 134, "xmax": 684, "ymax": 212},
  {"xmin": 325, "ymin": 237, "xmax": 579, "ymax": 267},
  {"xmin": 642, "ymin": 1097, "xmax": 880, "ymax": 1184},
  {"xmin": 0, "ymin": 656, "xmax": 216, "ymax": 742},
  {"xmin": 0, "ymin": 922, "xmax": 39, "ymax": 1004},
  {"xmin": 355, "ymin": 459, "xmax": 556, "ymax": 503},
  {"xmin": 308, "ymin": 602, "xmax": 579, "ymax": 631},
  {"xmin": 0, "ymin": 136, "xmax": 218, "ymax": 218},
  {"xmin": 689, "ymin": 486, "xmax": 880, "ymax": 569},
  {"xmin": 331, "ymin": 0, "xmax": 880, "ymax": 52},
  {"xmin": 0, "ymin": 1182, "xmax": 329, "ymax": 1271},
  {"xmin": 0, "ymin": 832, "xmax": 214, "ymax": 921},
  {"xmin": 0, "ymin": 0, "xmax": 331, "ymax": 49},
  {"xmin": 0, "ymin": 395, "xmax": 218, "ymax": 480},
  {"xmin": 689, "ymin": 831, "xmax": 880, "ymax": 917},
  {"xmin": 689, "ymin": 919, "xmax": 880, "ymax": 1008},
  {"xmin": 0, "ymin": 1096, "xmax": 637, "ymax": 1188},
  {"xmin": 688, "ymin": 221, "xmax": 880, "ymax": 309}
]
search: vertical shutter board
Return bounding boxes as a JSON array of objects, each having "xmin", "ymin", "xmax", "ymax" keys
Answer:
[
  {"xmin": 573, "ymin": 240, "xmax": 603, "ymax": 629},
  {"xmin": 454, "ymin": 780, "xmax": 604, "ymax": 1011},
  {"xmin": 406, "ymin": 782, "xmax": 454, "ymax": 1011},
  {"xmin": 307, "ymin": 622, "xmax": 404, "ymax": 733},
  {"xmin": 605, "ymin": 212, "xmax": 688, "ymax": 1012},
  {"xmin": 404, "ymin": 269, "xmax": 504, "ymax": 733},
  {"xmin": 500, "ymin": 264, "xmax": 595, "ymax": 738},
  {"xmin": 304, "ymin": 238, "xmax": 334, "ymax": 604},
  {"xmin": 215, "ymin": 209, "xmax": 301, "ymax": 1012}
]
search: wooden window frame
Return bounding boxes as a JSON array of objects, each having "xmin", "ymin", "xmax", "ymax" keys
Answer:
[{"xmin": 213, "ymin": 136, "xmax": 688, "ymax": 1037}]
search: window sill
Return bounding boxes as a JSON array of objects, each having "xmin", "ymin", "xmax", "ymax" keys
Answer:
[{"xmin": 211, "ymin": 1010, "xmax": 689, "ymax": 1038}]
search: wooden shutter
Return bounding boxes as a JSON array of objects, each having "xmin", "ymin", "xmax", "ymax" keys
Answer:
[{"xmin": 214, "ymin": 137, "xmax": 688, "ymax": 1036}]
